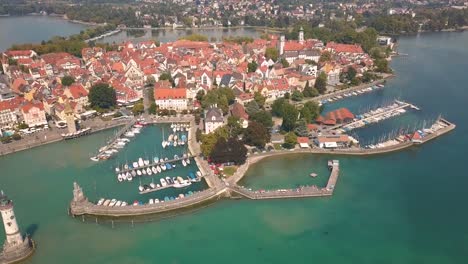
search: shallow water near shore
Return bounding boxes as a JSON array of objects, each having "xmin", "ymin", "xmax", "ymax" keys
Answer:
[{"xmin": 1, "ymin": 32, "xmax": 468, "ymax": 263}]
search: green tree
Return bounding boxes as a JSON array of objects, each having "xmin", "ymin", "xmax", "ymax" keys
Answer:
[
  {"xmin": 319, "ymin": 51, "xmax": 332, "ymax": 63},
  {"xmin": 282, "ymin": 132, "xmax": 297, "ymax": 149},
  {"xmin": 211, "ymin": 137, "xmax": 247, "ymax": 165},
  {"xmin": 375, "ymin": 59, "xmax": 391, "ymax": 73},
  {"xmin": 271, "ymin": 98, "xmax": 287, "ymax": 117},
  {"xmin": 281, "ymin": 103, "xmax": 298, "ymax": 132},
  {"xmin": 179, "ymin": 34, "xmax": 208, "ymax": 42},
  {"xmin": 315, "ymin": 72, "xmax": 327, "ymax": 94},
  {"xmin": 88, "ymin": 83, "xmax": 117, "ymax": 110},
  {"xmin": 132, "ymin": 102, "xmax": 144, "ymax": 115},
  {"xmin": 291, "ymin": 90, "xmax": 304, "ymax": 101},
  {"xmin": 61, "ymin": 75, "xmax": 75, "ymax": 87},
  {"xmin": 247, "ymin": 61, "xmax": 258, "ymax": 73},
  {"xmin": 280, "ymin": 58, "xmax": 289, "ymax": 68},
  {"xmin": 11, "ymin": 133, "xmax": 21, "ymax": 141},
  {"xmin": 226, "ymin": 116, "xmax": 243, "ymax": 137},
  {"xmin": 249, "ymin": 110, "xmax": 273, "ymax": 129},
  {"xmin": 200, "ymin": 126, "xmax": 229, "ymax": 157},
  {"xmin": 196, "ymin": 90, "xmax": 205, "ymax": 101},
  {"xmin": 245, "ymin": 100, "xmax": 260, "ymax": 116},
  {"xmin": 300, "ymin": 101, "xmax": 321, "ymax": 123},
  {"xmin": 253, "ymin": 91, "xmax": 266, "ymax": 107},
  {"xmin": 346, "ymin": 66, "xmax": 357, "ymax": 81},
  {"xmin": 303, "ymin": 81, "xmax": 319, "ymax": 97},
  {"xmin": 265, "ymin": 47, "xmax": 279, "ymax": 61},
  {"xmin": 244, "ymin": 121, "xmax": 270, "ymax": 148},
  {"xmin": 148, "ymin": 103, "xmax": 158, "ymax": 115},
  {"xmin": 294, "ymin": 119, "xmax": 309, "ymax": 137},
  {"xmin": 159, "ymin": 72, "xmax": 175, "ymax": 87}
]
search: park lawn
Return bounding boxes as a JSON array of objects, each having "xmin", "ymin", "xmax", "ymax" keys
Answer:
[{"xmin": 222, "ymin": 166, "xmax": 237, "ymax": 177}]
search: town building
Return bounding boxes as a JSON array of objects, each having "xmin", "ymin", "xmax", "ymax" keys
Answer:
[
  {"xmin": 204, "ymin": 106, "xmax": 224, "ymax": 134},
  {"xmin": 315, "ymin": 135, "xmax": 351, "ymax": 148},
  {"xmin": 20, "ymin": 102, "xmax": 47, "ymax": 127},
  {"xmin": 154, "ymin": 88, "xmax": 188, "ymax": 111}
]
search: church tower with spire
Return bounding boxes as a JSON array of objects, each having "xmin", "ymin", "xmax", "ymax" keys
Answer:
[
  {"xmin": 64, "ymin": 101, "xmax": 77, "ymax": 134},
  {"xmin": 299, "ymin": 26, "xmax": 304, "ymax": 45}
]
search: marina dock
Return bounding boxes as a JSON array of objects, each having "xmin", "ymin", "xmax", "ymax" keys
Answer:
[
  {"xmin": 92, "ymin": 118, "xmax": 137, "ymax": 160},
  {"xmin": 116, "ymin": 155, "xmax": 194, "ymax": 175},
  {"xmin": 330, "ymin": 100, "xmax": 418, "ymax": 132}
]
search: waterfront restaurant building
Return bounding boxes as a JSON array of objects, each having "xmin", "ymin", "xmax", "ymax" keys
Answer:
[{"xmin": 315, "ymin": 135, "xmax": 351, "ymax": 149}]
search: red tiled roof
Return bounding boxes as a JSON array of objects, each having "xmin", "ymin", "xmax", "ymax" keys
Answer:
[
  {"xmin": 326, "ymin": 42, "xmax": 364, "ymax": 54},
  {"xmin": 230, "ymin": 102, "xmax": 249, "ymax": 120},
  {"xmin": 68, "ymin": 84, "xmax": 88, "ymax": 99},
  {"xmin": 21, "ymin": 102, "xmax": 44, "ymax": 113},
  {"xmin": 297, "ymin": 137, "xmax": 309, "ymax": 144},
  {"xmin": 154, "ymin": 88, "xmax": 187, "ymax": 100}
]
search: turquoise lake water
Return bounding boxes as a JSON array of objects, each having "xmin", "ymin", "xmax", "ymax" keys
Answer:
[{"xmin": 0, "ymin": 31, "xmax": 468, "ymax": 263}]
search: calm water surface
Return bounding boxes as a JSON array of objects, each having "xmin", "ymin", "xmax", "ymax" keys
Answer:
[
  {"xmin": 0, "ymin": 32, "xmax": 468, "ymax": 263},
  {"xmin": 0, "ymin": 16, "xmax": 88, "ymax": 51}
]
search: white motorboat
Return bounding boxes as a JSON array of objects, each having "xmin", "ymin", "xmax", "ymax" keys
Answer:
[
  {"xmin": 160, "ymin": 178, "xmax": 167, "ymax": 187},
  {"xmin": 138, "ymin": 185, "xmax": 144, "ymax": 192},
  {"xmin": 124, "ymin": 164, "xmax": 129, "ymax": 170},
  {"xmin": 121, "ymin": 202, "xmax": 128, "ymax": 206},
  {"xmin": 126, "ymin": 172, "xmax": 131, "ymax": 179},
  {"xmin": 159, "ymin": 158, "xmax": 164, "ymax": 163},
  {"xmin": 138, "ymin": 158, "xmax": 144, "ymax": 167},
  {"xmin": 109, "ymin": 199, "xmax": 117, "ymax": 207},
  {"xmin": 131, "ymin": 170, "xmax": 136, "ymax": 177},
  {"xmin": 103, "ymin": 199, "xmax": 111, "ymax": 206},
  {"xmin": 144, "ymin": 159, "xmax": 150, "ymax": 166},
  {"xmin": 174, "ymin": 134, "xmax": 178, "ymax": 141},
  {"xmin": 161, "ymin": 164, "xmax": 166, "ymax": 171},
  {"xmin": 155, "ymin": 199, "xmax": 160, "ymax": 203},
  {"xmin": 150, "ymin": 182, "xmax": 156, "ymax": 189},
  {"xmin": 186, "ymin": 158, "xmax": 191, "ymax": 165},
  {"xmin": 115, "ymin": 201, "xmax": 122, "ymax": 207},
  {"xmin": 124, "ymin": 131, "xmax": 135, "ymax": 137},
  {"xmin": 196, "ymin": 171, "xmax": 202, "ymax": 177},
  {"xmin": 90, "ymin": 156, "xmax": 99, "ymax": 162},
  {"xmin": 147, "ymin": 168, "xmax": 152, "ymax": 175},
  {"xmin": 182, "ymin": 159, "xmax": 187, "ymax": 167},
  {"xmin": 149, "ymin": 199, "xmax": 154, "ymax": 204},
  {"xmin": 173, "ymin": 177, "xmax": 192, "ymax": 188},
  {"xmin": 162, "ymin": 141, "xmax": 167, "ymax": 148},
  {"xmin": 115, "ymin": 167, "xmax": 120, "ymax": 173},
  {"xmin": 97, "ymin": 198, "xmax": 105, "ymax": 206},
  {"xmin": 168, "ymin": 134, "xmax": 174, "ymax": 142},
  {"xmin": 117, "ymin": 174, "xmax": 123, "ymax": 182},
  {"xmin": 173, "ymin": 141, "xmax": 178, "ymax": 147},
  {"xmin": 133, "ymin": 162, "xmax": 139, "ymax": 168},
  {"xmin": 127, "ymin": 175, "xmax": 133, "ymax": 181},
  {"xmin": 142, "ymin": 169, "xmax": 147, "ymax": 175},
  {"xmin": 152, "ymin": 167, "xmax": 158, "ymax": 174},
  {"xmin": 137, "ymin": 170, "xmax": 142, "ymax": 176},
  {"xmin": 156, "ymin": 165, "xmax": 162, "ymax": 173},
  {"xmin": 156, "ymin": 184, "xmax": 160, "ymax": 188}
]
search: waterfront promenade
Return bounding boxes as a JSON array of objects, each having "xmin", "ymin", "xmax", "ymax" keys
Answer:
[
  {"xmin": 68, "ymin": 118, "xmax": 455, "ymax": 219},
  {"xmin": 0, "ymin": 117, "xmax": 129, "ymax": 157}
]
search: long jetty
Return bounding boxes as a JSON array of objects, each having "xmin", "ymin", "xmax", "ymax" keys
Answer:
[
  {"xmin": 93, "ymin": 118, "xmax": 137, "ymax": 157},
  {"xmin": 330, "ymin": 100, "xmax": 417, "ymax": 131},
  {"xmin": 229, "ymin": 160, "xmax": 339, "ymax": 200},
  {"xmin": 117, "ymin": 155, "xmax": 194, "ymax": 175}
]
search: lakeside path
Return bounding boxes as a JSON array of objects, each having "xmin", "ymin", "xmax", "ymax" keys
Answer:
[
  {"xmin": 292, "ymin": 74, "xmax": 394, "ymax": 106},
  {"xmin": 0, "ymin": 118, "xmax": 129, "ymax": 157}
]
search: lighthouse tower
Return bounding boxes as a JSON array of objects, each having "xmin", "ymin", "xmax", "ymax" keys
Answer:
[
  {"xmin": 0, "ymin": 192, "xmax": 24, "ymax": 248},
  {"xmin": 0, "ymin": 191, "xmax": 35, "ymax": 263}
]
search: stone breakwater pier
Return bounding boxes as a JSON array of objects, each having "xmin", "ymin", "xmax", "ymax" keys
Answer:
[{"xmin": 68, "ymin": 117, "xmax": 455, "ymax": 219}]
